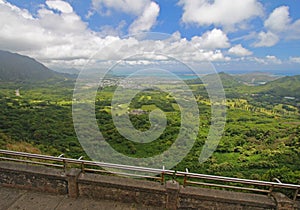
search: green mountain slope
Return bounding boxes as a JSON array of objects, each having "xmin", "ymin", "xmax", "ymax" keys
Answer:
[
  {"xmin": 0, "ymin": 50, "xmax": 60, "ymax": 81},
  {"xmin": 251, "ymin": 75, "xmax": 300, "ymax": 98},
  {"xmin": 188, "ymin": 72, "xmax": 244, "ymax": 88},
  {"xmin": 218, "ymin": 72, "xmax": 244, "ymax": 88},
  {"xmin": 234, "ymin": 72, "xmax": 281, "ymax": 85}
]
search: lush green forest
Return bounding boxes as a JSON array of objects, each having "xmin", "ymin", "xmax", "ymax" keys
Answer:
[{"xmin": 0, "ymin": 71, "xmax": 300, "ymax": 185}]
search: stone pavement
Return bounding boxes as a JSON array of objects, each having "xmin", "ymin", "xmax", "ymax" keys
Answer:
[{"xmin": 0, "ymin": 187, "xmax": 163, "ymax": 210}]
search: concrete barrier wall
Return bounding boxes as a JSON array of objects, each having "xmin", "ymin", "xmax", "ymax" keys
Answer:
[
  {"xmin": 77, "ymin": 172, "xmax": 167, "ymax": 207},
  {"xmin": 179, "ymin": 186, "xmax": 275, "ymax": 210},
  {"xmin": 0, "ymin": 161, "xmax": 67, "ymax": 195},
  {"xmin": 0, "ymin": 161, "xmax": 297, "ymax": 210}
]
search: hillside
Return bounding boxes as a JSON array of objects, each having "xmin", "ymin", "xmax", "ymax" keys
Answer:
[
  {"xmin": 234, "ymin": 72, "xmax": 281, "ymax": 86},
  {"xmin": 217, "ymin": 72, "xmax": 245, "ymax": 88},
  {"xmin": 0, "ymin": 50, "xmax": 60, "ymax": 81},
  {"xmin": 187, "ymin": 72, "xmax": 244, "ymax": 88},
  {"xmin": 259, "ymin": 75, "xmax": 300, "ymax": 98},
  {"xmin": 52, "ymin": 67, "xmax": 80, "ymax": 75},
  {"xmin": 243, "ymin": 75, "xmax": 300, "ymax": 99}
]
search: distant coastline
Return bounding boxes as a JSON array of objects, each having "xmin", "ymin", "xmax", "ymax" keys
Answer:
[
  {"xmin": 219, "ymin": 70, "xmax": 298, "ymax": 77},
  {"xmin": 108, "ymin": 70, "xmax": 294, "ymax": 81}
]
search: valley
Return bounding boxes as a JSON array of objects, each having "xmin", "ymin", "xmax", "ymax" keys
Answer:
[
  {"xmin": 0, "ymin": 72, "xmax": 299, "ymax": 185},
  {"xmin": 0, "ymin": 50, "xmax": 299, "ymax": 185}
]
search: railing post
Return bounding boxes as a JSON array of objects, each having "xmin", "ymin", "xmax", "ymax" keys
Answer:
[
  {"xmin": 66, "ymin": 168, "xmax": 81, "ymax": 198},
  {"xmin": 293, "ymin": 187, "xmax": 299, "ymax": 201},
  {"xmin": 172, "ymin": 170, "xmax": 177, "ymax": 182},
  {"xmin": 183, "ymin": 168, "xmax": 189, "ymax": 187},
  {"xmin": 161, "ymin": 165, "xmax": 165, "ymax": 184},
  {"xmin": 63, "ymin": 159, "xmax": 67, "ymax": 172},
  {"xmin": 165, "ymin": 180, "xmax": 180, "ymax": 210},
  {"xmin": 268, "ymin": 184, "xmax": 274, "ymax": 197},
  {"xmin": 78, "ymin": 156, "xmax": 85, "ymax": 173},
  {"xmin": 1, "ymin": 149, "xmax": 300, "ymax": 203},
  {"xmin": 81, "ymin": 162, "xmax": 85, "ymax": 173},
  {"xmin": 271, "ymin": 192, "xmax": 295, "ymax": 210}
]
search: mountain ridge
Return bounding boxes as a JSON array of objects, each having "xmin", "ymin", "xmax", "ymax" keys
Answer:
[{"xmin": 0, "ymin": 50, "xmax": 63, "ymax": 82}]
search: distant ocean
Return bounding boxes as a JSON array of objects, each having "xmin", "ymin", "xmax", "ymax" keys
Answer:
[
  {"xmin": 222, "ymin": 70, "xmax": 299, "ymax": 76},
  {"xmin": 109, "ymin": 69, "xmax": 298, "ymax": 80},
  {"xmin": 110, "ymin": 71, "xmax": 199, "ymax": 80}
]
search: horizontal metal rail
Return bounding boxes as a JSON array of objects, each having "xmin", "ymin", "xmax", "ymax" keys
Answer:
[
  {"xmin": 0, "ymin": 149, "xmax": 299, "ymax": 200},
  {"xmin": 186, "ymin": 180, "xmax": 270, "ymax": 193},
  {"xmin": 0, "ymin": 156, "xmax": 63, "ymax": 168}
]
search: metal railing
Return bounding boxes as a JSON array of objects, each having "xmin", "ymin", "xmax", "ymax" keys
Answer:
[{"xmin": 0, "ymin": 149, "xmax": 299, "ymax": 201}]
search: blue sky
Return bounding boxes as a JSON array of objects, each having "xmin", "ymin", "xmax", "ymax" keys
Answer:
[{"xmin": 0, "ymin": 0, "xmax": 300, "ymax": 74}]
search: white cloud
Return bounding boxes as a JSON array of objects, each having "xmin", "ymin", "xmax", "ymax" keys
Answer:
[
  {"xmin": 254, "ymin": 6, "xmax": 300, "ymax": 48},
  {"xmin": 0, "ymin": 0, "xmax": 104, "ymax": 62},
  {"xmin": 178, "ymin": 0, "xmax": 263, "ymax": 30},
  {"xmin": 250, "ymin": 55, "xmax": 282, "ymax": 65},
  {"xmin": 265, "ymin": 55, "xmax": 282, "ymax": 64},
  {"xmin": 99, "ymin": 20, "xmax": 127, "ymax": 36},
  {"xmin": 253, "ymin": 31, "xmax": 279, "ymax": 47},
  {"xmin": 0, "ymin": 1, "xmax": 53, "ymax": 51},
  {"xmin": 287, "ymin": 20, "xmax": 300, "ymax": 40},
  {"xmin": 46, "ymin": 0, "xmax": 73, "ymax": 13},
  {"xmin": 264, "ymin": 6, "xmax": 290, "ymax": 32},
  {"xmin": 228, "ymin": 44, "xmax": 252, "ymax": 56},
  {"xmin": 91, "ymin": 0, "xmax": 160, "ymax": 33},
  {"xmin": 289, "ymin": 57, "xmax": 300, "ymax": 64},
  {"xmin": 0, "ymin": 1, "xmax": 230, "ymax": 70},
  {"xmin": 37, "ymin": 7, "xmax": 87, "ymax": 33},
  {"xmin": 266, "ymin": 5, "xmax": 300, "ymax": 38},
  {"xmin": 191, "ymin": 29, "xmax": 230, "ymax": 49},
  {"xmin": 97, "ymin": 32, "xmax": 229, "ymax": 62},
  {"xmin": 128, "ymin": 2, "xmax": 160, "ymax": 34},
  {"xmin": 91, "ymin": 0, "xmax": 151, "ymax": 16},
  {"xmin": 0, "ymin": 0, "xmax": 33, "ymax": 19}
]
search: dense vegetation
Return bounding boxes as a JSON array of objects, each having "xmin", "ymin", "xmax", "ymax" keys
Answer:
[{"xmin": 0, "ymin": 71, "xmax": 299, "ymax": 185}]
